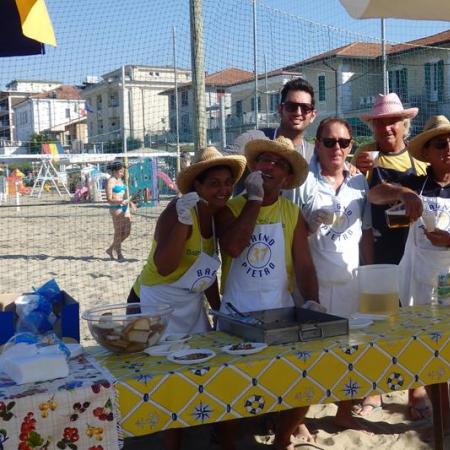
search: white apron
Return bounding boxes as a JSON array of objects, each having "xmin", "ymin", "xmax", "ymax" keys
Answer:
[
  {"xmin": 141, "ymin": 215, "xmax": 220, "ymax": 335},
  {"xmin": 221, "ymin": 221, "xmax": 294, "ymax": 313},
  {"xmin": 308, "ymin": 190, "xmax": 364, "ymax": 316},
  {"xmin": 399, "ymin": 178, "xmax": 450, "ymax": 306}
]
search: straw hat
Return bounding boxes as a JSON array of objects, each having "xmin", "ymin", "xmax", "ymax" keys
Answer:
[
  {"xmin": 361, "ymin": 93, "xmax": 418, "ymax": 122},
  {"xmin": 176, "ymin": 146, "xmax": 247, "ymax": 194},
  {"xmin": 408, "ymin": 115, "xmax": 450, "ymax": 162},
  {"xmin": 245, "ymin": 136, "xmax": 309, "ymax": 189}
]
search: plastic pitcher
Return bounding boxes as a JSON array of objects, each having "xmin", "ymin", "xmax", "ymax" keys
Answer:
[{"xmin": 354, "ymin": 264, "xmax": 399, "ymax": 314}]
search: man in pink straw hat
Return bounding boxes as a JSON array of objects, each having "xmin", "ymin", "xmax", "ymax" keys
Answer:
[{"xmin": 351, "ymin": 92, "xmax": 428, "ymax": 417}]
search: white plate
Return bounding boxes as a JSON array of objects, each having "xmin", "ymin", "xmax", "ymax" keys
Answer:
[
  {"xmin": 162, "ymin": 333, "xmax": 192, "ymax": 343},
  {"xmin": 167, "ymin": 348, "xmax": 215, "ymax": 365},
  {"xmin": 353, "ymin": 312, "xmax": 387, "ymax": 321},
  {"xmin": 349, "ymin": 318, "xmax": 374, "ymax": 330},
  {"xmin": 221, "ymin": 342, "xmax": 268, "ymax": 356},
  {"xmin": 145, "ymin": 343, "xmax": 190, "ymax": 357}
]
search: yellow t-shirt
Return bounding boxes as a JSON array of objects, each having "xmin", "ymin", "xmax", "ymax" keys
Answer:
[
  {"xmin": 133, "ymin": 210, "xmax": 214, "ymax": 295},
  {"xmin": 220, "ymin": 195, "xmax": 300, "ymax": 293}
]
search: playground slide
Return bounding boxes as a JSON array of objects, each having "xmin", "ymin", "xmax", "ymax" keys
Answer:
[{"xmin": 157, "ymin": 171, "xmax": 178, "ymax": 191}]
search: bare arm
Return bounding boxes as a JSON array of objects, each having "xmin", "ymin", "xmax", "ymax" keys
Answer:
[
  {"xmin": 216, "ymin": 200, "xmax": 261, "ymax": 257},
  {"xmin": 368, "ymin": 183, "xmax": 423, "ymax": 220},
  {"xmin": 153, "ymin": 201, "xmax": 191, "ymax": 276},
  {"xmin": 292, "ymin": 212, "xmax": 319, "ymax": 304},
  {"xmin": 360, "ymin": 228, "xmax": 374, "ymax": 265}
]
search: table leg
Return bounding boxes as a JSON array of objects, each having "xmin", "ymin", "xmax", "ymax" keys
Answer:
[{"xmin": 430, "ymin": 383, "xmax": 444, "ymax": 450}]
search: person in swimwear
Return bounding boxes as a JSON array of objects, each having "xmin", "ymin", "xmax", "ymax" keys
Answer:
[{"xmin": 105, "ymin": 160, "xmax": 134, "ymax": 261}]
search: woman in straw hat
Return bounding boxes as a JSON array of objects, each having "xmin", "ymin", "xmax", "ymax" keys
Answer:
[
  {"xmin": 368, "ymin": 115, "xmax": 450, "ymax": 426},
  {"xmin": 130, "ymin": 147, "xmax": 245, "ymax": 338}
]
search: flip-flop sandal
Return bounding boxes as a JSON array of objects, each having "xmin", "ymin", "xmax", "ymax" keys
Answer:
[{"xmin": 352, "ymin": 402, "xmax": 383, "ymax": 417}]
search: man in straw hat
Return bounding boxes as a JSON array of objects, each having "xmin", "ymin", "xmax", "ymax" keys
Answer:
[
  {"xmin": 368, "ymin": 115, "xmax": 450, "ymax": 429},
  {"xmin": 216, "ymin": 135, "xmax": 321, "ymax": 449},
  {"xmin": 352, "ymin": 93, "xmax": 428, "ymax": 266}
]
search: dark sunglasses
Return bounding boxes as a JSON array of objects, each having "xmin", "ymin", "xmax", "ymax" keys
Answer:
[
  {"xmin": 431, "ymin": 138, "xmax": 450, "ymax": 150},
  {"xmin": 281, "ymin": 101, "xmax": 314, "ymax": 114},
  {"xmin": 320, "ymin": 138, "xmax": 352, "ymax": 149}
]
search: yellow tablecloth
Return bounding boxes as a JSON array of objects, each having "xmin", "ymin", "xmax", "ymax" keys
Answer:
[{"xmin": 91, "ymin": 305, "xmax": 450, "ymax": 438}]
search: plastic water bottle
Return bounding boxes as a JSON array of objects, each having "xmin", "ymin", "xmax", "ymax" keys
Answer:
[{"xmin": 437, "ymin": 272, "xmax": 450, "ymax": 306}]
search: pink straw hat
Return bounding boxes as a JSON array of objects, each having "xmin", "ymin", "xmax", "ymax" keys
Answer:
[{"xmin": 361, "ymin": 93, "xmax": 418, "ymax": 122}]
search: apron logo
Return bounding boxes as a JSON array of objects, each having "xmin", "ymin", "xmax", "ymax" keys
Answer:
[
  {"xmin": 241, "ymin": 233, "xmax": 275, "ymax": 277},
  {"xmin": 190, "ymin": 268, "xmax": 217, "ymax": 293}
]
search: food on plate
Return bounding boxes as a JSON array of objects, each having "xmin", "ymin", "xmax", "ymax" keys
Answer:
[
  {"xmin": 173, "ymin": 352, "xmax": 211, "ymax": 361},
  {"xmin": 229, "ymin": 342, "xmax": 255, "ymax": 351}
]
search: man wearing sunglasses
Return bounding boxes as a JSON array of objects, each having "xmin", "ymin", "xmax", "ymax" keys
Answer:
[{"xmin": 231, "ymin": 78, "xmax": 317, "ymax": 199}]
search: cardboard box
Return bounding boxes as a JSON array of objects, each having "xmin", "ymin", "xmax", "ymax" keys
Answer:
[{"xmin": 0, "ymin": 291, "xmax": 80, "ymax": 345}]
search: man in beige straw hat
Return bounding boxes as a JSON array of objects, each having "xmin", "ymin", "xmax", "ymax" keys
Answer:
[
  {"xmin": 216, "ymin": 135, "xmax": 321, "ymax": 449},
  {"xmin": 368, "ymin": 115, "xmax": 450, "ymax": 428}
]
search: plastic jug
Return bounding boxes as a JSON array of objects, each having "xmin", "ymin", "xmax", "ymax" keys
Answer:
[{"xmin": 354, "ymin": 264, "xmax": 399, "ymax": 314}]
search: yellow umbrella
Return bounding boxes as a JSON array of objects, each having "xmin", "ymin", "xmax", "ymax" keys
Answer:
[{"xmin": 16, "ymin": 0, "xmax": 56, "ymax": 46}]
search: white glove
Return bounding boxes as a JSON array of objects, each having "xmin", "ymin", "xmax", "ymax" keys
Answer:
[
  {"xmin": 245, "ymin": 170, "xmax": 264, "ymax": 202},
  {"xmin": 302, "ymin": 300, "xmax": 327, "ymax": 313},
  {"xmin": 176, "ymin": 192, "xmax": 200, "ymax": 225},
  {"xmin": 309, "ymin": 208, "xmax": 334, "ymax": 231}
]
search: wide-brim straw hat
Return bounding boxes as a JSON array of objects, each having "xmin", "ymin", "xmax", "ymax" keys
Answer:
[
  {"xmin": 245, "ymin": 136, "xmax": 309, "ymax": 189},
  {"xmin": 361, "ymin": 93, "xmax": 418, "ymax": 122},
  {"xmin": 176, "ymin": 146, "xmax": 247, "ymax": 194},
  {"xmin": 408, "ymin": 115, "xmax": 450, "ymax": 162}
]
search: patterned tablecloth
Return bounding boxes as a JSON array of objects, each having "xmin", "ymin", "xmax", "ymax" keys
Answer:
[
  {"xmin": 91, "ymin": 305, "xmax": 450, "ymax": 438},
  {"xmin": 0, "ymin": 354, "xmax": 120, "ymax": 450}
]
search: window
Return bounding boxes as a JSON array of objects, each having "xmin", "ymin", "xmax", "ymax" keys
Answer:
[
  {"xmin": 235, "ymin": 100, "xmax": 243, "ymax": 117},
  {"xmin": 181, "ymin": 113, "xmax": 190, "ymax": 132},
  {"xmin": 318, "ymin": 75, "xmax": 326, "ymax": 102},
  {"xmin": 251, "ymin": 96, "xmax": 261, "ymax": 111},
  {"xmin": 425, "ymin": 61, "xmax": 444, "ymax": 102},
  {"xmin": 73, "ymin": 104, "xmax": 77, "ymax": 112},
  {"xmin": 170, "ymin": 94, "xmax": 176, "ymax": 110},
  {"xmin": 109, "ymin": 93, "xmax": 119, "ymax": 107},
  {"xmin": 65, "ymin": 108, "xmax": 70, "ymax": 119},
  {"xmin": 388, "ymin": 68, "xmax": 408, "ymax": 102},
  {"xmin": 181, "ymin": 90, "xmax": 189, "ymax": 106},
  {"xmin": 96, "ymin": 95, "xmax": 103, "ymax": 110},
  {"xmin": 98, "ymin": 119, "xmax": 103, "ymax": 130},
  {"xmin": 19, "ymin": 111, "xmax": 28, "ymax": 125},
  {"xmin": 270, "ymin": 93, "xmax": 280, "ymax": 112}
]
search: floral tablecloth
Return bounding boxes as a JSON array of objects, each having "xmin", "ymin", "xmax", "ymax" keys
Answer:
[{"xmin": 0, "ymin": 354, "xmax": 120, "ymax": 450}]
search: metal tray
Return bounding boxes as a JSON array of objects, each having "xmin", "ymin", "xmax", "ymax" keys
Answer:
[{"xmin": 215, "ymin": 307, "xmax": 348, "ymax": 345}]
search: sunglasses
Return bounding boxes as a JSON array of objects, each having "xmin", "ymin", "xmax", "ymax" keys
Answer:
[
  {"xmin": 320, "ymin": 138, "xmax": 352, "ymax": 149},
  {"xmin": 281, "ymin": 101, "xmax": 314, "ymax": 114},
  {"xmin": 431, "ymin": 138, "xmax": 450, "ymax": 150}
]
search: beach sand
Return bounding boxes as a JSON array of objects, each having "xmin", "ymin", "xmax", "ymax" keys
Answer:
[{"xmin": 0, "ymin": 197, "xmax": 447, "ymax": 449}]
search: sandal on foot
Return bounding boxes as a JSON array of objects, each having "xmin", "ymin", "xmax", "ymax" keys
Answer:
[{"xmin": 352, "ymin": 402, "xmax": 382, "ymax": 417}]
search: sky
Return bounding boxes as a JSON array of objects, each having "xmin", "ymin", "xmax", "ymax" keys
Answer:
[{"xmin": 1, "ymin": 0, "xmax": 449, "ymax": 89}]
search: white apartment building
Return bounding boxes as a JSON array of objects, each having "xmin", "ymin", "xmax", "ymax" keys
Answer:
[
  {"xmin": 13, "ymin": 85, "xmax": 86, "ymax": 144},
  {"xmin": 0, "ymin": 79, "xmax": 62, "ymax": 142},
  {"xmin": 81, "ymin": 65, "xmax": 191, "ymax": 144}
]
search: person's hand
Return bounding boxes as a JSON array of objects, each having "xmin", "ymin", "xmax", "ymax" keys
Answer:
[
  {"xmin": 302, "ymin": 300, "xmax": 327, "ymax": 313},
  {"xmin": 309, "ymin": 208, "xmax": 334, "ymax": 232},
  {"xmin": 245, "ymin": 170, "xmax": 264, "ymax": 202},
  {"xmin": 424, "ymin": 228, "xmax": 450, "ymax": 247},
  {"xmin": 176, "ymin": 192, "xmax": 200, "ymax": 225},
  {"xmin": 399, "ymin": 191, "xmax": 423, "ymax": 221},
  {"xmin": 354, "ymin": 152, "xmax": 374, "ymax": 174}
]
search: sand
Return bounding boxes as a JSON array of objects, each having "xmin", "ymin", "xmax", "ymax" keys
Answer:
[{"xmin": 0, "ymin": 196, "xmax": 447, "ymax": 450}]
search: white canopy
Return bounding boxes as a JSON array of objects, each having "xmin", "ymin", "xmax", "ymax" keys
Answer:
[{"xmin": 339, "ymin": 0, "xmax": 450, "ymax": 21}]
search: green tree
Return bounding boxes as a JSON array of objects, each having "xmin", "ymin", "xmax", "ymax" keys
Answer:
[{"xmin": 29, "ymin": 132, "xmax": 53, "ymax": 154}]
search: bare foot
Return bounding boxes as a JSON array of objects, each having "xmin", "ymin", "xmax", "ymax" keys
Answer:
[
  {"xmin": 352, "ymin": 395, "xmax": 382, "ymax": 417},
  {"xmin": 117, "ymin": 253, "xmax": 125, "ymax": 262},
  {"xmin": 106, "ymin": 248, "xmax": 114, "ymax": 259},
  {"xmin": 291, "ymin": 423, "xmax": 315, "ymax": 443}
]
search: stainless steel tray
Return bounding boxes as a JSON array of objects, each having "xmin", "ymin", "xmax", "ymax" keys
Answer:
[{"xmin": 214, "ymin": 307, "xmax": 348, "ymax": 345}]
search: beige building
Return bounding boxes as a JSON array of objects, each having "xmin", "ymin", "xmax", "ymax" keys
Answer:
[{"xmin": 81, "ymin": 65, "xmax": 191, "ymax": 145}]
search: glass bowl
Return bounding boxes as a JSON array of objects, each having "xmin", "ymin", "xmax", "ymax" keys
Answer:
[{"xmin": 82, "ymin": 303, "xmax": 172, "ymax": 354}]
